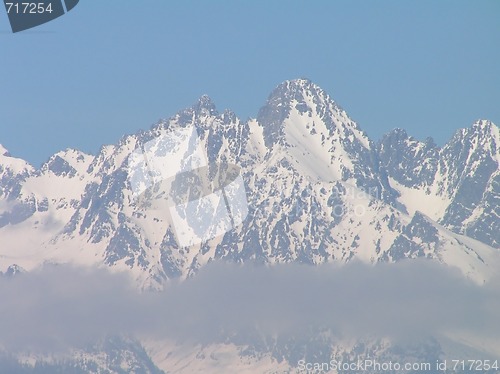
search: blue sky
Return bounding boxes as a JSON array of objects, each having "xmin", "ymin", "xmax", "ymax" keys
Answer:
[{"xmin": 1, "ymin": 0, "xmax": 499, "ymax": 166}]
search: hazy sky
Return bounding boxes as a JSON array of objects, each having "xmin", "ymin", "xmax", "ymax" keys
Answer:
[{"xmin": 1, "ymin": 1, "xmax": 499, "ymax": 166}]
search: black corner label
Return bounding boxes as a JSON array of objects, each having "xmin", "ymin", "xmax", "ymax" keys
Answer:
[{"xmin": 4, "ymin": 0, "xmax": 79, "ymax": 33}]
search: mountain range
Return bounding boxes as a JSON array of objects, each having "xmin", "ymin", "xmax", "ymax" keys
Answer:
[{"xmin": 1, "ymin": 79, "xmax": 499, "ymax": 373}]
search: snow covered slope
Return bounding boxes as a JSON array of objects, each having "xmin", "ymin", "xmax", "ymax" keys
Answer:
[{"xmin": 379, "ymin": 119, "xmax": 500, "ymax": 248}]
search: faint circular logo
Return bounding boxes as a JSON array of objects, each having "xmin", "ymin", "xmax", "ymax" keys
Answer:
[{"xmin": 127, "ymin": 126, "xmax": 249, "ymax": 248}]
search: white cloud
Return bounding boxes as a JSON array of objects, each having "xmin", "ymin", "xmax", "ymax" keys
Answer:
[{"xmin": 1, "ymin": 260, "xmax": 499, "ymax": 353}]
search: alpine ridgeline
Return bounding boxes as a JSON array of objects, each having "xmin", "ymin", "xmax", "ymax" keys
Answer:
[{"xmin": 1, "ymin": 79, "xmax": 499, "ymax": 372}]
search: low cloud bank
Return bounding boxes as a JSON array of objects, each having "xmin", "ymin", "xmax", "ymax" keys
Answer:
[{"xmin": 1, "ymin": 260, "xmax": 499, "ymax": 352}]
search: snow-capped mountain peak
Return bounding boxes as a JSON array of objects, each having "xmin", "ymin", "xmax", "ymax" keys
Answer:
[
  {"xmin": 192, "ymin": 94, "xmax": 218, "ymax": 116},
  {"xmin": 257, "ymin": 79, "xmax": 360, "ymax": 146},
  {"xmin": 40, "ymin": 148, "xmax": 94, "ymax": 178},
  {"xmin": 0, "ymin": 145, "xmax": 35, "ymax": 199},
  {"xmin": 0, "ymin": 144, "xmax": 9, "ymax": 157}
]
